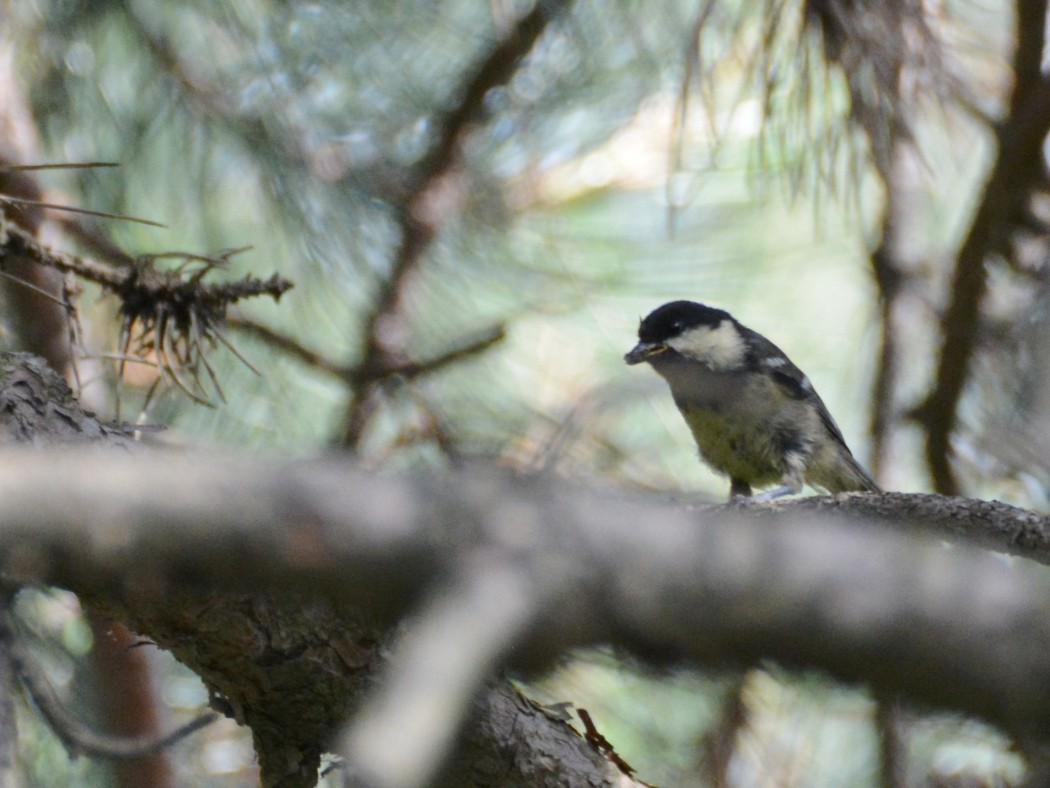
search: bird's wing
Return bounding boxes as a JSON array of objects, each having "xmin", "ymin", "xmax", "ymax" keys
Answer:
[{"xmin": 743, "ymin": 329, "xmax": 852, "ymax": 452}]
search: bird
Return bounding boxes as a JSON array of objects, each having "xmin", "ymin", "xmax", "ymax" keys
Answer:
[{"xmin": 625, "ymin": 300, "xmax": 880, "ymax": 501}]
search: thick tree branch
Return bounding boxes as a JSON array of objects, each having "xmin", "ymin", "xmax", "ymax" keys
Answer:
[
  {"xmin": 0, "ymin": 451, "xmax": 1048, "ymax": 786},
  {"xmin": 441, "ymin": 682, "xmax": 623, "ymax": 788},
  {"xmin": 759, "ymin": 492, "xmax": 1050, "ymax": 566}
]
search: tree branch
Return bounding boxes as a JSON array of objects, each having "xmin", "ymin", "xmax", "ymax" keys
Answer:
[
  {"xmin": 1, "ymin": 221, "xmax": 292, "ymax": 308},
  {"xmin": 918, "ymin": 0, "xmax": 1050, "ymax": 494},
  {"xmin": 228, "ymin": 316, "xmax": 505, "ymax": 385},
  {"xmin": 0, "ymin": 450, "xmax": 1049, "ymax": 785},
  {"xmin": 341, "ymin": 0, "xmax": 566, "ymax": 446},
  {"xmin": 756, "ymin": 492, "xmax": 1050, "ymax": 566},
  {"xmin": 7, "ymin": 611, "xmax": 218, "ymax": 760}
]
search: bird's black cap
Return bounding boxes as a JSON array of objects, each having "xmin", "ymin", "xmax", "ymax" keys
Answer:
[{"xmin": 637, "ymin": 301, "xmax": 730, "ymax": 343}]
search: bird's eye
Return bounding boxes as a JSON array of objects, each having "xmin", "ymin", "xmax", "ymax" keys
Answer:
[{"xmin": 671, "ymin": 320, "xmax": 684, "ymax": 333}]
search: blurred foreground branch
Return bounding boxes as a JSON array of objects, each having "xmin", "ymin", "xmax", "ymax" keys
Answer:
[{"xmin": 0, "ymin": 448, "xmax": 1049, "ymax": 785}]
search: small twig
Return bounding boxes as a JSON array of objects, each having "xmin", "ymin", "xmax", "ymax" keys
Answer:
[
  {"xmin": 229, "ymin": 316, "xmax": 504, "ymax": 385},
  {"xmin": 577, "ymin": 708, "xmax": 643, "ymax": 780},
  {"xmin": 2, "ymin": 613, "xmax": 218, "ymax": 759},
  {"xmin": 0, "ymin": 195, "xmax": 165, "ymax": 228},
  {"xmin": 701, "ymin": 674, "xmax": 749, "ymax": 787},
  {"xmin": 875, "ymin": 695, "xmax": 908, "ymax": 788},
  {"xmin": 142, "ymin": 246, "xmax": 250, "ymax": 264},
  {"xmin": 2, "ymin": 221, "xmax": 291, "ymax": 307},
  {"xmin": 139, "ymin": 376, "xmax": 164, "ymax": 420},
  {"xmin": 226, "ymin": 316, "xmax": 346, "ymax": 378},
  {"xmin": 387, "ymin": 326, "xmax": 506, "ymax": 382},
  {"xmin": 0, "ymin": 269, "xmax": 71, "ymax": 307},
  {"xmin": 2, "ymin": 220, "xmax": 147, "ymax": 289},
  {"xmin": 338, "ymin": 326, "xmax": 505, "ymax": 448},
  {"xmin": 0, "ymin": 162, "xmax": 119, "ymax": 172},
  {"xmin": 341, "ymin": 1, "xmax": 566, "ymax": 446}
]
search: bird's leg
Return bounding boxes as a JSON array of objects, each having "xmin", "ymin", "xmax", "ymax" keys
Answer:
[
  {"xmin": 749, "ymin": 459, "xmax": 805, "ymax": 503},
  {"xmin": 750, "ymin": 485, "xmax": 794, "ymax": 502},
  {"xmin": 729, "ymin": 478, "xmax": 752, "ymax": 500}
]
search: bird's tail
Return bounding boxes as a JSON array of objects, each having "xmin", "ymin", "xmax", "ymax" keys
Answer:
[{"xmin": 841, "ymin": 452, "xmax": 881, "ymax": 493}]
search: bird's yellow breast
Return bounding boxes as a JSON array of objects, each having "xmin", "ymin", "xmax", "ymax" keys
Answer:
[
  {"xmin": 679, "ymin": 407, "xmax": 784, "ymax": 484},
  {"xmin": 676, "ymin": 374, "xmax": 819, "ymax": 485}
]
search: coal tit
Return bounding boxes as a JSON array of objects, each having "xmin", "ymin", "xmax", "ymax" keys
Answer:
[{"xmin": 625, "ymin": 300, "xmax": 880, "ymax": 501}]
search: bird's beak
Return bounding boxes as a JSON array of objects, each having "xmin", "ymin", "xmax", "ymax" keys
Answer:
[{"xmin": 624, "ymin": 341, "xmax": 668, "ymax": 365}]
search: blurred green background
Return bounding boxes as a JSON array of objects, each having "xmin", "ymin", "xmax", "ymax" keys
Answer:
[{"xmin": 0, "ymin": 0, "xmax": 1032, "ymax": 784}]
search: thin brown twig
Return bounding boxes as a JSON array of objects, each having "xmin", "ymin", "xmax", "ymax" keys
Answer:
[
  {"xmin": 340, "ymin": 1, "xmax": 566, "ymax": 447},
  {"xmin": 3, "ymin": 219, "xmax": 144, "ymax": 289},
  {"xmin": 0, "ymin": 269, "xmax": 71, "ymax": 306},
  {"xmin": 0, "ymin": 162, "xmax": 119, "ymax": 172},
  {"xmin": 577, "ymin": 708, "xmax": 642, "ymax": 781},
  {"xmin": 229, "ymin": 316, "xmax": 504, "ymax": 384},
  {"xmin": 875, "ymin": 695, "xmax": 908, "ymax": 788},
  {"xmin": 701, "ymin": 674, "xmax": 749, "ymax": 788},
  {"xmin": 391, "ymin": 326, "xmax": 506, "ymax": 382},
  {"xmin": 226, "ymin": 316, "xmax": 347, "ymax": 378},
  {"xmin": 0, "ymin": 195, "xmax": 165, "ymax": 227},
  {"xmin": 2, "ymin": 613, "xmax": 218, "ymax": 760}
]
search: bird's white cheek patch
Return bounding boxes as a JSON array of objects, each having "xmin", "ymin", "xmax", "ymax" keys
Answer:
[{"xmin": 668, "ymin": 322, "xmax": 746, "ymax": 370}]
